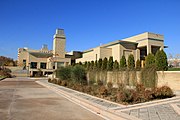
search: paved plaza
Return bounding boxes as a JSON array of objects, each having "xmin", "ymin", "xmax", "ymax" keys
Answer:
[
  {"xmin": 0, "ymin": 77, "xmax": 180, "ymax": 120},
  {"xmin": 0, "ymin": 78, "xmax": 104, "ymax": 120}
]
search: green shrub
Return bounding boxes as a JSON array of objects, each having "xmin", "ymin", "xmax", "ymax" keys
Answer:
[
  {"xmin": 155, "ymin": 50, "xmax": 168, "ymax": 71},
  {"xmin": 107, "ymin": 56, "xmax": 113, "ymax": 71},
  {"xmin": 72, "ymin": 65, "xmax": 87, "ymax": 85},
  {"xmin": 56, "ymin": 66, "xmax": 72, "ymax": 81},
  {"xmin": 90, "ymin": 61, "xmax": 94, "ymax": 70},
  {"xmin": 120, "ymin": 55, "xmax": 127, "ymax": 69},
  {"xmin": 87, "ymin": 61, "xmax": 91, "ymax": 71},
  {"xmin": 140, "ymin": 65, "xmax": 157, "ymax": 88},
  {"xmin": 93, "ymin": 60, "xmax": 98, "ymax": 70},
  {"xmin": 113, "ymin": 60, "xmax": 119, "ymax": 70},
  {"xmin": 98, "ymin": 58, "xmax": 103, "ymax": 70},
  {"xmin": 135, "ymin": 59, "xmax": 141, "ymax": 70},
  {"xmin": 145, "ymin": 53, "xmax": 155, "ymax": 67},
  {"xmin": 127, "ymin": 54, "xmax": 135, "ymax": 69},
  {"xmin": 84, "ymin": 61, "xmax": 88, "ymax": 69},
  {"xmin": 102, "ymin": 57, "xmax": 108, "ymax": 70}
]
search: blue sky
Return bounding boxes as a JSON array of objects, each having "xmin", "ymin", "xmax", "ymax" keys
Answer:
[{"xmin": 0, "ymin": 0, "xmax": 180, "ymax": 60}]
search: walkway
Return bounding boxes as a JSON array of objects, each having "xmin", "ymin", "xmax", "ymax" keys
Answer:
[
  {"xmin": 0, "ymin": 77, "xmax": 104, "ymax": 120},
  {"xmin": 38, "ymin": 80, "xmax": 180, "ymax": 120}
]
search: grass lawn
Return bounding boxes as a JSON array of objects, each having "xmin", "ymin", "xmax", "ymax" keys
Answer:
[{"xmin": 168, "ymin": 67, "xmax": 180, "ymax": 71}]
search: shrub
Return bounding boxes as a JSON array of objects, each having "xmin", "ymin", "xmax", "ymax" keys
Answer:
[
  {"xmin": 48, "ymin": 78, "xmax": 51, "ymax": 82},
  {"xmin": 97, "ymin": 80, "xmax": 103, "ymax": 86},
  {"xmin": 107, "ymin": 82, "xmax": 113, "ymax": 90},
  {"xmin": 72, "ymin": 65, "xmax": 87, "ymax": 85},
  {"xmin": 155, "ymin": 50, "xmax": 168, "ymax": 71},
  {"xmin": 113, "ymin": 60, "xmax": 119, "ymax": 71},
  {"xmin": 56, "ymin": 66, "xmax": 72, "ymax": 81},
  {"xmin": 102, "ymin": 57, "xmax": 108, "ymax": 71},
  {"xmin": 145, "ymin": 53, "xmax": 155, "ymax": 67},
  {"xmin": 84, "ymin": 61, "xmax": 88, "ymax": 69},
  {"xmin": 107, "ymin": 56, "xmax": 113, "ymax": 71},
  {"xmin": 0, "ymin": 70, "xmax": 11, "ymax": 78},
  {"xmin": 136, "ymin": 59, "xmax": 141, "ymax": 70},
  {"xmin": 98, "ymin": 58, "xmax": 103, "ymax": 70},
  {"xmin": 116, "ymin": 89, "xmax": 134, "ymax": 103},
  {"xmin": 99, "ymin": 86, "xmax": 108, "ymax": 96},
  {"xmin": 140, "ymin": 65, "xmax": 157, "ymax": 88},
  {"xmin": 61, "ymin": 80, "xmax": 68, "ymax": 86},
  {"xmin": 90, "ymin": 61, "xmax": 94, "ymax": 70},
  {"xmin": 136, "ymin": 84, "xmax": 145, "ymax": 93},
  {"xmin": 153, "ymin": 86, "xmax": 174, "ymax": 99},
  {"xmin": 93, "ymin": 60, "xmax": 98, "ymax": 70},
  {"xmin": 84, "ymin": 86, "xmax": 92, "ymax": 94},
  {"xmin": 127, "ymin": 54, "xmax": 135, "ymax": 69},
  {"xmin": 52, "ymin": 78, "xmax": 58, "ymax": 84},
  {"xmin": 87, "ymin": 61, "xmax": 91, "ymax": 71},
  {"xmin": 120, "ymin": 55, "xmax": 127, "ymax": 69}
]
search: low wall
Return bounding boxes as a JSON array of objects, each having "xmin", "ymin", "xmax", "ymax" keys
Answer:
[
  {"xmin": 87, "ymin": 71, "xmax": 180, "ymax": 90},
  {"xmin": 157, "ymin": 71, "xmax": 180, "ymax": 90}
]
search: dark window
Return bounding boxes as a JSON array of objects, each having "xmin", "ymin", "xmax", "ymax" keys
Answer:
[
  {"xmin": 30, "ymin": 62, "xmax": 37, "ymax": 69},
  {"xmin": 40, "ymin": 63, "xmax": 46, "ymax": 69}
]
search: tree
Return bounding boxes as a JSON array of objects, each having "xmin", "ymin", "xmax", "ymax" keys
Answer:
[
  {"xmin": 102, "ymin": 57, "xmax": 108, "ymax": 70},
  {"xmin": 84, "ymin": 61, "xmax": 87, "ymax": 69},
  {"xmin": 87, "ymin": 61, "xmax": 91, "ymax": 71},
  {"xmin": 90, "ymin": 61, "xmax": 94, "ymax": 70},
  {"xmin": 113, "ymin": 60, "xmax": 119, "ymax": 70},
  {"xmin": 107, "ymin": 56, "xmax": 113, "ymax": 71},
  {"xmin": 145, "ymin": 53, "xmax": 155, "ymax": 67},
  {"xmin": 93, "ymin": 60, "xmax": 98, "ymax": 70},
  {"xmin": 120, "ymin": 55, "xmax": 127, "ymax": 69},
  {"xmin": 79, "ymin": 61, "xmax": 82, "ymax": 65},
  {"xmin": 72, "ymin": 65, "xmax": 87, "ymax": 85},
  {"xmin": 98, "ymin": 58, "xmax": 103, "ymax": 70},
  {"xmin": 136, "ymin": 59, "xmax": 141, "ymax": 70},
  {"xmin": 155, "ymin": 50, "xmax": 168, "ymax": 71},
  {"xmin": 127, "ymin": 54, "xmax": 135, "ymax": 69}
]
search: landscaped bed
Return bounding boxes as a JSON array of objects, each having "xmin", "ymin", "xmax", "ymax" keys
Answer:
[
  {"xmin": 48, "ymin": 78, "xmax": 174, "ymax": 105},
  {"xmin": 48, "ymin": 51, "xmax": 174, "ymax": 105}
]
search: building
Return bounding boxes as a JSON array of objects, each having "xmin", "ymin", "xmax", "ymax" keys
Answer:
[
  {"xmin": 18, "ymin": 29, "xmax": 166, "ymax": 76},
  {"xmin": 18, "ymin": 29, "xmax": 81, "ymax": 76},
  {"xmin": 76, "ymin": 32, "xmax": 166, "ymax": 67}
]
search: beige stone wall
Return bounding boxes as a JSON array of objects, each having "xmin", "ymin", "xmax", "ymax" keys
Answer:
[
  {"xmin": 107, "ymin": 44, "xmax": 120, "ymax": 61},
  {"xmin": 87, "ymin": 71, "xmax": 180, "ymax": 91},
  {"xmin": 157, "ymin": 71, "xmax": 180, "ymax": 90},
  {"xmin": 99, "ymin": 47, "xmax": 112, "ymax": 59}
]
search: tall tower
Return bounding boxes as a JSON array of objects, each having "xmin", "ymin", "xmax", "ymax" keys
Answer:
[{"xmin": 53, "ymin": 29, "xmax": 66, "ymax": 58}]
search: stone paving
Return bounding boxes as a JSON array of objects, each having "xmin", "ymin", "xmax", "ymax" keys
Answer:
[
  {"xmin": 38, "ymin": 80, "xmax": 180, "ymax": 120},
  {"xmin": 0, "ymin": 78, "xmax": 104, "ymax": 120}
]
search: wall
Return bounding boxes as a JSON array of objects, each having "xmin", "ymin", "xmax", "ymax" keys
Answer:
[
  {"xmin": 87, "ymin": 71, "xmax": 180, "ymax": 90},
  {"xmin": 157, "ymin": 71, "xmax": 180, "ymax": 90}
]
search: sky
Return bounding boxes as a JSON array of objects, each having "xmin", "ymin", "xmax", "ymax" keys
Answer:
[{"xmin": 0, "ymin": 0, "xmax": 180, "ymax": 60}]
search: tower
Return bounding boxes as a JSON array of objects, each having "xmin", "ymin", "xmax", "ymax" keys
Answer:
[{"xmin": 53, "ymin": 29, "xmax": 66, "ymax": 58}]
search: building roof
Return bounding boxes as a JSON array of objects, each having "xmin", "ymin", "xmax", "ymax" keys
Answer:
[{"xmin": 83, "ymin": 40, "xmax": 137, "ymax": 53}]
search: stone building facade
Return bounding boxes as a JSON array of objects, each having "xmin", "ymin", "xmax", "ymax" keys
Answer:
[
  {"xmin": 18, "ymin": 29, "xmax": 81, "ymax": 76},
  {"xmin": 76, "ymin": 32, "xmax": 166, "ymax": 67}
]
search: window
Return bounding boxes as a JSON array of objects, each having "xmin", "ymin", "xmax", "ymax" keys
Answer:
[
  {"xmin": 30, "ymin": 62, "xmax": 37, "ymax": 69},
  {"xmin": 40, "ymin": 63, "xmax": 46, "ymax": 69}
]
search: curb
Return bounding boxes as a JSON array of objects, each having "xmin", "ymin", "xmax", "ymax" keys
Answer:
[{"xmin": 36, "ymin": 81, "xmax": 140, "ymax": 120}]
